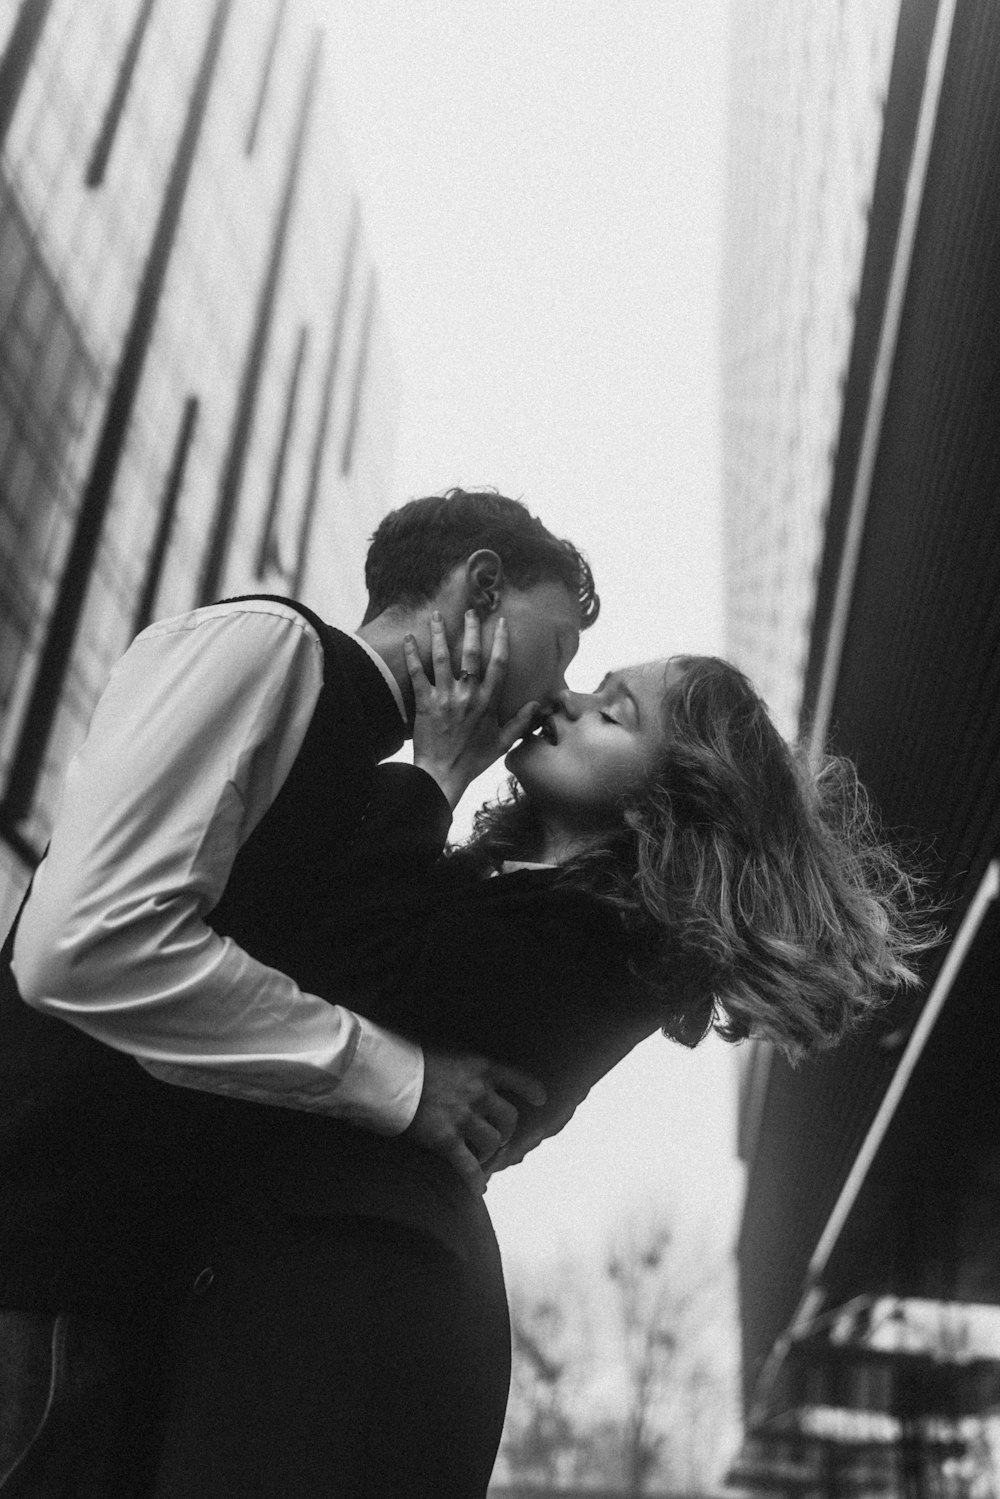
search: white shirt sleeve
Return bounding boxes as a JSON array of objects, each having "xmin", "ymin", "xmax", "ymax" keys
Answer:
[{"xmin": 11, "ymin": 601, "xmax": 423, "ymax": 1135}]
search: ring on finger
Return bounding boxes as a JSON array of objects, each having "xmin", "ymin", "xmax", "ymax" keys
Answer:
[{"xmin": 459, "ymin": 670, "xmax": 478, "ymax": 682}]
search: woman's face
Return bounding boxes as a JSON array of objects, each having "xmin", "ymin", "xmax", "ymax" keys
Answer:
[{"xmin": 506, "ymin": 659, "xmax": 680, "ymax": 828}]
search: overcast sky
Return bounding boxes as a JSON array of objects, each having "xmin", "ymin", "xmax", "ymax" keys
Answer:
[{"xmin": 318, "ymin": 0, "xmax": 742, "ymax": 1270}]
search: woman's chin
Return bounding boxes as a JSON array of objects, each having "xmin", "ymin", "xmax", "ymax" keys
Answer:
[{"xmin": 505, "ymin": 734, "xmax": 539, "ymax": 782}]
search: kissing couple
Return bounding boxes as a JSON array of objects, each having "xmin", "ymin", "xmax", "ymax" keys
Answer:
[{"xmin": 0, "ymin": 488, "xmax": 931, "ymax": 1496}]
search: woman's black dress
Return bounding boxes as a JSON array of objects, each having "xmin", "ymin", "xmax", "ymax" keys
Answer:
[{"xmin": 151, "ymin": 803, "xmax": 668, "ymax": 1499}]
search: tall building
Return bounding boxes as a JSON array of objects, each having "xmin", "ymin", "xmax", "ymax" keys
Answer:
[
  {"xmin": 722, "ymin": 0, "xmax": 901, "ymax": 737},
  {"xmin": 723, "ymin": 1, "xmax": 1000, "ymax": 1491},
  {"xmin": 0, "ymin": 0, "xmax": 399, "ymax": 931}
]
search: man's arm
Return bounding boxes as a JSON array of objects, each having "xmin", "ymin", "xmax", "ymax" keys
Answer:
[{"xmin": 13, "ymin": 603, "xmax": 422, "ymax": 1133}]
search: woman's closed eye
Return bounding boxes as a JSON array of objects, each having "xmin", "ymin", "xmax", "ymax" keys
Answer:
[{"xmin": 600, "ymin": 710, "xmax": 620, "ymax": 726}]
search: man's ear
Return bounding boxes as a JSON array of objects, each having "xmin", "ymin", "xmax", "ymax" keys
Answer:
[{"xmin": 465, "ymin": 549, "xmax": 505, "ymax": 619}]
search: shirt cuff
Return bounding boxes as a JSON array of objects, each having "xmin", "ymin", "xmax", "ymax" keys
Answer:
[
  {"xmin": 139, "ymin": 1020, "xmax": 425, "ymax": 1132},
  {"xmin": 338, "ymin": 1017, "xmax": 425, "ymax": 1135}
]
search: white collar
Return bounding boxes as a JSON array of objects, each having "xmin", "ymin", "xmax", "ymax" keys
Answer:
[
  {"xmin": 497, "ymin": 859, "xmax": 556, "ymax": 874},
  {"xmin": 350, "ymin": 633, "xmax": 407, "ymax": 725}
]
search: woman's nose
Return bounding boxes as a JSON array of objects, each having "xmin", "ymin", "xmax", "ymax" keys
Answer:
[{"xmin": 556, "ymin": 688, "xmax": 591, "ymax": 719}]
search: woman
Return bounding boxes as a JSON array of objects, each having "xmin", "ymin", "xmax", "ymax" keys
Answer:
[{"xmin": 152, "ymin": 648, "xmax": 932, "ymax": 1499}]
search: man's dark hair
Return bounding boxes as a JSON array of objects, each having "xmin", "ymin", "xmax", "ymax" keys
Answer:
[{"xmin": 362, "ymin": 488, "xmax": 599, "ymax": 628}]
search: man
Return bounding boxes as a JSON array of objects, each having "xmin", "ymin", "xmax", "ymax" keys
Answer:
[{"xmin": 0, "ymin": 488, "xmax": 598, "ymax": 1493}]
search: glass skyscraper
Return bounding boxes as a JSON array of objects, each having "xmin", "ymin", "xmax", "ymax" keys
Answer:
[
  {"xmin": 721, "ymin": 0, "xmax": 901, "ymax": 737},
  {"xmin": 0, "ymin": 0, "xmax": 399, "ymax": 927}
]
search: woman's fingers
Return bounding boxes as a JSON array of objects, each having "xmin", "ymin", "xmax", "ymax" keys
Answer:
[
  {"xmin": 408, "ymin": 609, "xmax": 527, "ymax": 804},
  {"xmin": 417, "ymin": 610, "xmax": 507, "ymax": 707},
  {"xmin": 488, "ymin": 1061, "xmax": 547, "ymax": 1111},
  {"xmin": 429, "ymin": 610, "xmax": 452, "ymax": 686},
  {"xmin": 464, "ymin": 1114, "xmax": 505, "ymax": 1165},
  {"xmin": 402, "ymin": 633, "xmax": 430, "ymax": 696},
  {"xmin": 459, "ymin": 610, "xmax": 483, "ymax": 683},
  {"xmin": 443, "ymin": 1140, "xmax": 488, "ymax": 1196},
  {"xmin": 496, "ymin": 699, "xmax": 540, "ymax": 755},
  {"xmin": 479, "ymin": 617, "xmax": 509, "ymax": 708},
  {"xmin": 477, "ymin": 1092, "xmax": 518, "ymax": 1150}
]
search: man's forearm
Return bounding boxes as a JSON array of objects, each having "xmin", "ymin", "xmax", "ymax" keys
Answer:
[
  {"xmin": 139, "ymin": 1011, "xmax": 424, "ymax": 1132},
  {"xmin": 14, "ymin": 878, "xmax": 424, "ymax": 1131}
]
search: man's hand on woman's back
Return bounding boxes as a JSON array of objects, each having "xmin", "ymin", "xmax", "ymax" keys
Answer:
[{"xmin": 405, "ymin": 1049, "xmax": 546, "ymax": 1195}]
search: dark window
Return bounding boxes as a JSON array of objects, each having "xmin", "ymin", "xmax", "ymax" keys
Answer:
[
  {"xmin": 4, "ymin": 443, "xmax": 38, "ymax": 530},
  {"xmin": 37, "ymin": 311, "xmax": 74, "ymax": 395},
  {"xmin": 0, "ymin": 0, "xmax": 54, "ymax": 153},
  {"xmin": 245, "ymin": 0, "xmax": 288, "ymax": 157},
  {"xmin": 132, "ymin": 395, "xmax": 199, "ymax": 635},
  {"xmin": 340, "ymin": 270, "xmax": 377, "ymax": 477},
  {"xmin": 0, "ymin": 207, "xmax": 31, "ymax": 328},
  {"xmin": 85, "ymin": 0, "xmax": 158, "ymax": 189},
  {"xmin": 198, "ymin": 28, "xmax": 323, "ymax": 606},
  {"xmin": 19, "ymin": 260, "xmax": 53, "ymax": 346},
  {"xmin": 255, "ymin": 322, "xmax": 308, "ymax": 577},
  {"xmin": 290, "ymin": 200, "xmax": 359, "ymax": 596}
]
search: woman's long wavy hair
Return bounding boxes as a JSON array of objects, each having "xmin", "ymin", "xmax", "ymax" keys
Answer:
[{"xmin": 456, "ymin": 656, "xmax": 939, "ymax": 1061}]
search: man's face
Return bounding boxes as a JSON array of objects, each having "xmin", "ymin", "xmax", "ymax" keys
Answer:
[{"xmin": 482, "ymin": 579, "xmax": 581, "ymax": 722}]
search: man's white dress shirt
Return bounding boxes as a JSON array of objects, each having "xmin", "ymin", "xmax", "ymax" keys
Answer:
[{"xmin": 12, "ymin": 599, "xmax": 423, "ymax": 1134}]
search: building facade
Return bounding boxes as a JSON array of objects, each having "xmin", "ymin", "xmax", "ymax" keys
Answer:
[
  {"xmin": 723, "ymin": 1, "xmax": 1000, "ymax": 1492},
  {"xmin": 0, "ymin": 0, "xmax": 399, "ymax": 930},
  {"xmin": 721, "ymin": 0, "xmax": 901, "ymax": 738}
]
